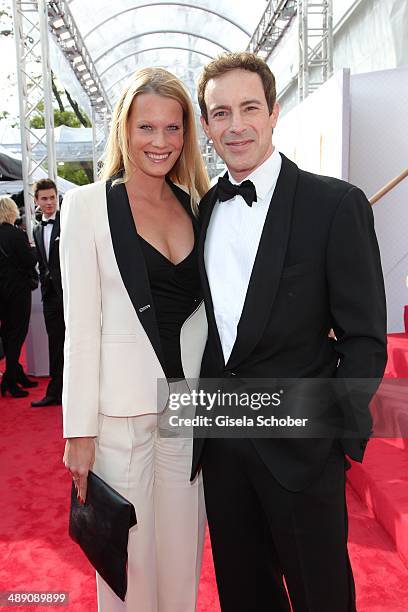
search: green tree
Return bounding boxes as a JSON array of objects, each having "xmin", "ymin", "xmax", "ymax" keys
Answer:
[
  {"xmin": 0, "ymin": 8, "xmax": 12, "ymax": 37},
  {"xmin": 57, "ymin": 162, "xmax": 93, "ymax": 186},
  {"xmin": 30, "ymin": 103, "xmax": 86, "ymax": 129}
]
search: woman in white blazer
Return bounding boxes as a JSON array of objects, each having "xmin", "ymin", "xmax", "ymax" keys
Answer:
[{"xmin": 61, "ymin": 68, "xmax": 209, "ymax": 612}]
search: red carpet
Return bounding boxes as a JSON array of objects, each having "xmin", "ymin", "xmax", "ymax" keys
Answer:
[
  {"xmin": 1, "ymin": 372, "xmax": 408, "ymax": 611},
  {"xmin": 348, "ymin": 438, "xmax": 408, "ymax": 567},
  {"xmin": 385, "ymin": 333, "xmax": 408, "ymax": 378}
]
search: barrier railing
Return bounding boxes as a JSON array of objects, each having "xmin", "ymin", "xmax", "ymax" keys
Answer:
[{"xmin": 369, "ymin": 168, "xmax": 408, "ymax": 205}]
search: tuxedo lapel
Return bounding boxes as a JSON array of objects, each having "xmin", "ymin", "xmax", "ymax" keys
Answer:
[
  {"xmin": 48, "ymin": 211, "xmax": 60, "ymax": 261},
  {"xmin": 198, "ymin": 186, "xmax": 224, "ymax": 367},
  {"xmin": 106, "ymin": 179, "xmax": 165, "ymax": 370},
  {"xmin": 226, "ymin": 155, "xmax": 299, "ymax": 370},
  {"xmin": 33, "ymin": 223, "xmax": 47, "ymax": 265}
]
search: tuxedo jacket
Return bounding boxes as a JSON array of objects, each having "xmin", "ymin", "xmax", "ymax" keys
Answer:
[
  {"xmin": 33, "ymin": 211, "xmax": 63, "ymax": 301},
  {"xmin": 192, "ymin": 154, "xmax": 387, "ymax": 491},
  {"xmin": 60, "ymin": 179, "xmax": 207, "ymax": 439}
]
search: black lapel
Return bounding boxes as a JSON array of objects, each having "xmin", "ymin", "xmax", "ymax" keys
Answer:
[
  {"xmin": 198, "ymin": 185, "xmax": 225, "ymax": 368},
  {"xmin": 226, "ymin": 154, "xmax": 299, "ymax": 370},
  {"xmin": 33, "ymin": 222, "xmax": 47, "ymax": 266},
  {"xmin": 48, "ymin": 211, "xmax": 60, "ymax": 260},
  {"xmin": 106, "ymin": 179, "xmax": 166, "ymax": 370}
]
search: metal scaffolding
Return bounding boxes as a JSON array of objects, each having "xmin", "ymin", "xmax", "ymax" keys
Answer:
[
  {"xmin": 246, "ymin": 0, "xmax": 333, "ymax": 103},
  {"xmin": 47, "ymin": 0, "xmax": 112, "ymax": 116},
  {"xmin": 47, "ymin": 0, "xmax": 112, "ymax": 175},
  {"xmin": 298, "ymin": 0, "xmax": 333, "ymax": 101},
  {"xmin": 12, "ymin": 0, "xmax": 57, "ymax": 240},
  {"xmin": 91, "ymin": 106, "xmax": 109, "ymax": 181},
  {"xmin": 201, "ymin": 138, "xmax": 225, "ymax": 180},
  {"xmin": 247, "ymin": 0, "xmax": 297, "ymax": 60}
]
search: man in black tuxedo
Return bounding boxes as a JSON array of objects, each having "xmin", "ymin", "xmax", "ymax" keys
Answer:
[
  {"xmin": 32, "ymin": 179, "xmax": 64, "ymax": 407},
  {"xmin": 191, "ymin": 53, "xmax": 387, "ymax": 611}
]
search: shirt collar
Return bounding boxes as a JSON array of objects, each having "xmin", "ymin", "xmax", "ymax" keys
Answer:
[
  {"xmin": 41, "ymin": 212, "xmax": 57, "ymax": 222},
  {"xmin": 229, "ymin": 148, "xmax": 281, "ymax": 201}
]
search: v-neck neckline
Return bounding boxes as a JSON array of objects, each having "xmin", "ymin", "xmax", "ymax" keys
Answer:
[
  {"xmin": 123, "ymin": 177, "xmax": 196, "ymax": 268},
  {"xmin": 138, "ymin": 234, "xmax": 194, "ymax": 267}
]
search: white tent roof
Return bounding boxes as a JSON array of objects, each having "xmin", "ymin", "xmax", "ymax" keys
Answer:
[
  {"xmin": 0, "ymin": 145, "xmax": 76, "ymax": 195},
  {"xmin": 64, "ymin": 0, "xmax": 269, "ymax": 107},
  {"xmin": 0, "ymin": 126, "xmax": 93, "ymax": 162}
]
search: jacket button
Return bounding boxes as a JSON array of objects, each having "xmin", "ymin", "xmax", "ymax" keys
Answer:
[{"xmin": 224, "ymin": 371, "xmax": 236, "ymax": 377}]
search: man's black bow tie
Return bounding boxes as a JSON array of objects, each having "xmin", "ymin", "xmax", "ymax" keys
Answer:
[
  {"xmin": 217, "ymin": 175, "xmax": 257, "ymax": 207},
  {"xmin": 41, "ymin": 219, "xmax": 55, "ymax": 227}
]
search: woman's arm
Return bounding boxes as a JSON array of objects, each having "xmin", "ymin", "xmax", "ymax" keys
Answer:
[{"xmin": 60, "ymin": 187, "xmax": 102, "ymax": 500}]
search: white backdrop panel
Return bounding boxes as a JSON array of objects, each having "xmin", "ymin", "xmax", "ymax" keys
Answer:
[
  {"xmin": 349, "ymin": 66, "xmax": 408, "ymax": 332},
  {"xmin": 274, "ymin": 69, "xmax": 350, "ymax": 180}
]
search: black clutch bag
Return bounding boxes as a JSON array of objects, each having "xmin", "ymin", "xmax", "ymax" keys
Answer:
[{"xmin": 69, "ymin": 471, "xmax": 137, "ymax": 601}]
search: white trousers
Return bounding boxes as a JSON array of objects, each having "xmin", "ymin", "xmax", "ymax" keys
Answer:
[{"xmin": 93, "ymin": 383, "xmax": 206, "ymax": 612}]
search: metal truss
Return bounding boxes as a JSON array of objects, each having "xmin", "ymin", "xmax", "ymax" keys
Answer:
[
  {"xmin": 247, "ymin": 0, "xmax": 333, "ymax": 102},
  {"xmin": 247, "ymin": 0, "xmax": 297, "ymax": 60},
  {"xmin": 200, "ymin": 138, "xmax": 225, "ymax": 180},
  {"xmin": 47, "ymin": 0, "xmax": 112, "ymax": 174},
  {"xmin": 12, "ymin": 0, "xmax": 57, "ymax": 239},
  {"xmin": 91, "ymin": 106, "xmax": 109, "ymax": 181},
  {"xmin": 298, "ymin": 0, "xmax": 333, "ymax": 101},
  {"xmin": 47, "ymin": 0, "xmax": 111, "ymax": 116}
]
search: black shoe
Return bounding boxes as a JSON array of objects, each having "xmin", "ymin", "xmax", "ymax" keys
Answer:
[
  {"xmin": 1, "ymin": 376, "xmax": 29, "ymax": 398},
  {"xmin": 31, "ymin": 396, "xmax": 62, "ymax": 407},
  {"xmin": 16, "ymin": 364, "xmax": 39, "ymax": 388},
  {"xmin": 19, "ymin": 379, "xmax": 39, "ymax": 388}
]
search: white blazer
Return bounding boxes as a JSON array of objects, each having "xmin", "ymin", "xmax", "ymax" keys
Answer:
[{"xmin": 60, "ymin": 179, "xmax": 207, "ymax": 438}]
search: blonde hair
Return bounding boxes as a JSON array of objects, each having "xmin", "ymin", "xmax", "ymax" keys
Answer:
[
  {"xmin": 0, "ymin": 195, "xmax": 19, "ymax": 225},
  {"xmin": 101, "ymin": 67, "xmax": 210, "ymax": 214}
]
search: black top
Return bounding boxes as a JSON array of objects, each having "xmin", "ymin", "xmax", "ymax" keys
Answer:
[
  {"xmin": 0, "ymin": 222, "xmax": 37, "ymax": 299},
  {"xmin": 140, "ymin": 233, "xmax": 200, "ymax": 379}
]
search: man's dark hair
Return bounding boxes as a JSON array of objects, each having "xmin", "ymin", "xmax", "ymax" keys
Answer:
[
  {"xmin": 197, "ymin": 52, "xmax": 276, "ymax": 123},
  {"xmin": 34, "ymin": 178, "xmax": 57, "ymax": 198}
]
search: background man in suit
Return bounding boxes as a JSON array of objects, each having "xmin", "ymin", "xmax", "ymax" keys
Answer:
[
  {"xmin": 32, "ymin": 179, "xmax": 64, "ymax": 407},
  {"xmin": 191, "ymin": 53, "xmax": 387, "ymax": 611}
]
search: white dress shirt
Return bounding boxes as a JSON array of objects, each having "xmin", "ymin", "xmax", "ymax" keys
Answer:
[
  {"xmin": 42, "ymin": 213, "xmax": 56, "ymax": 261},
  {"xmin": 204, "ymin": 149, "xmax": 282, "ymax": 363}
]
